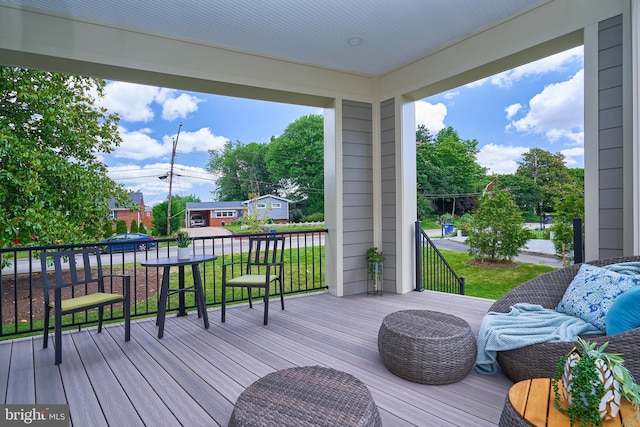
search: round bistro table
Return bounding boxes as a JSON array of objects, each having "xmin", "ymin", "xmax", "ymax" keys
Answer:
[
  {"xmin": 229, "ymin": 366, "xmax": 382, "ymax": 427},
  {"xmin": 377, "ymin": 310, "xmax": 477, "ymax": 384}
]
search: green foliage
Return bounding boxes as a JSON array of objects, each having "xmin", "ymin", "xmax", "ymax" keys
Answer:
[
  {"xmin": 0, "ymin": 67, "xmax": 132, "ymax": 247},
  {"xmin": 366, "ymin": 247, "xmax": 385, "ymax": 263},
  {"xmin": 466, "ymin": 188, "xmax": 530, "ymax": 261},
  {"xmin": 416, "ymin": 126, "xmax": 486, "ymax": 217},
  {"xmin": 551, "ymin": 181, "xmax": 585, "ymax": 262},
  {"xmin": 207, "ymin": 141, "xmax": 276, "ymax": 201},
  {"xmin": 102, "ymin": 221, "xmax": 115, "ymax": 239},
  {"xmin": 129, "ymin": 220, "xmax": 139, "ymax": 233},
  {"xmin": 241, "ymin": 197, "xmax": 272, "ymax": 232},
  {"xmin": 552, "ymin": 338, "xmax": 640, "ymax": 427},
  {"xmin": 266, "ymin": 114, "xmax": 324, "ymax": 215},
  {"xmin": 516, "ymin": 148, "xmax": 572, "ymax": 213},
  {"xmin": 138, "ymin": 222, "xmax": 147, "ymax": 234},
  {"xmin": 115, "ymin": 219, "xmax": 128, "ymax": 234},
  {"xmin": 151, "ymin": 194, "xmax": 200, "ymax": 236},
  {"xmin": 302, "ymin": 212, "xmax": 324, "ymax": 222},
  {"xmin": 497, "ymin": 173, "xmax": 543, "ymax": 215},
  {"xmin": 175, "ymin": 232, "xmax": 192, "ymax": 248}
]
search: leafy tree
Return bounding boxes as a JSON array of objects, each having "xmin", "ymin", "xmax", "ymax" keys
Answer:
[
  {"xmin": 497, "ymin": 174, "xmax": 543, "ymax": 217},
  {"xmin": 516, "ymin": 148, "xmax": 571, "ymax": 212},
  {"xmin": 115, "ymin": 219, "xmax": 128, "ymax": 234},
  {"xmin": 207, "ymin": 141, "xmax": 277, "ymax": 201},
  {"xmin": 265, "ymin": 114, "xmax": 324, "ymax": 215},
  {"xmin": 466, "ymin": 187, "xmax": 531, "ymax": 262},
  {"xmin": 0, "ymin": 67, "xmax": 132, "ymax": 247},
  {"xmin": 416, "ymin": 126, "xmax": 486, "ymax": 217},
  {"xmin": 151, "ymin": 194, "xmax": 200, "ymax": 236},
  {"xmin": 129, "ymin": 220, "xmax": 139, "ymax": 233}
]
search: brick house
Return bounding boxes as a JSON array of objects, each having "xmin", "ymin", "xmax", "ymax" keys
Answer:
[
  {"xmin": 108, "ymin": 191, "xmax": 154, "ymax": 230},
  {"xmin": 186, "ymin": 195, "xmax": 291, "ymax": 227}
]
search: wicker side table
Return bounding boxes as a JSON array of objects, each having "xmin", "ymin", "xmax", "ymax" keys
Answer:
[
  {"xmin": 377, "ymin": 310, "xmax": 477, "ymax": 384},
  {"xmin": 229, "ymin": 366, "xmax": 381, "ymax": 427}
]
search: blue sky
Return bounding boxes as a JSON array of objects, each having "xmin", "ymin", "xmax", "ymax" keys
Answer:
[{"xmin": 100, "ymin": 46, "xmax": 584, "ymax": 205}]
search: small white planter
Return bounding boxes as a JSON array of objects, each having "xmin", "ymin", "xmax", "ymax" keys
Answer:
[{"xmin": 177, "ymin": 247, "xmax": 191, "ymax": 260}]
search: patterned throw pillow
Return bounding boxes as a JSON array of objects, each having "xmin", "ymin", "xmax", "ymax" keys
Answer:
[{"xmin": 555, "ymin": 263, "xmax": 640, "ymax": 330}]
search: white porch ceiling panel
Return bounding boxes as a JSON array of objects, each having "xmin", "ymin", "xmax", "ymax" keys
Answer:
[{"xmin": 3, "ymin": 0, "xmax": 545, "ymax": 75}]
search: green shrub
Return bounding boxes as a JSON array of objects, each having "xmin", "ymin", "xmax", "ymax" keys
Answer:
[
  {"xmin": 102, "ymin": 220, "xmax": 114, "ymax": 238},
  {"xmin": 129, "ymin": 220, "xmax": 139, "ymax": 233},
  {"xmin": 115, "ymin": 219, "xmax": 127, "ymax": 234},
  {"xmin": 302, "ymin": 212, "xmax": 324, "ymax": 222},
  {"xmin": 138, "ymin": 223, "xmax": 147, "ymax": 234}
]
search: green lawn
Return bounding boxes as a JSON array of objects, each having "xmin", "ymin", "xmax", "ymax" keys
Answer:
[{"xmin": 438, "ymin": 249, "xmax": 556, "ymax": 300}]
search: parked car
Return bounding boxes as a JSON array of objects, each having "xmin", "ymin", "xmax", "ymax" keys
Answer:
[
  {"xmin": 190, "ymin": 214, "xmax": 206, "ymax": 227},
  {"xmin": 99, "ymin": 233, "xmax": 158, "ymax": 252}
]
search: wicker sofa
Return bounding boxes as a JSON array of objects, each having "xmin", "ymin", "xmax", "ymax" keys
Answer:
[{"xmin": 487, "ymin": 256, "xmax": 640, "ymax": 383}]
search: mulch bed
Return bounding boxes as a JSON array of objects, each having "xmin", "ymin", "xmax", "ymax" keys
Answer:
[
  {"xmin": 465, "ymin": 258, "xmax": 518, "ymax": 269},
  {"xmin": 2, "ymin": 267, "xmax": 161, "ymax": 324}
]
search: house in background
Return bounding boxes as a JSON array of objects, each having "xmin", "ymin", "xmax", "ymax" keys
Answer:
[
  {"xmin": 186, "ymin": 195, "xmax": 291, "ymax": 227},
  {"xmin": 242, "ymin": 195, "xmax": 290, "ymax": 223},
  {"xmin": 108, "ymin": 191, "xmax": 153, "ymax": 230}
]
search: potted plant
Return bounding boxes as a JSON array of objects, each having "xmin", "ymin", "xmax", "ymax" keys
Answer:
[
  {"xmin": 366, "ymin": 247, "xmax": 385, "ymax": 295},
  {"xmin": 176, "ymin": 232, "xmax": 192, "ymax": 259},
  {"xmin": 552, "ymin": 337, "xmax": 640, "ymax": 426}
]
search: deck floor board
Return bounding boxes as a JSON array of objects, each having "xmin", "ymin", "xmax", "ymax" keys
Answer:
[{"xmin": 1, "ymin": 291, "xmax": 512, "ymax": 426}]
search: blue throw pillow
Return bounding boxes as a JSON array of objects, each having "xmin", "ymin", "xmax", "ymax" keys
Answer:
[
  {"xmin": 555, "ymin": 263, "xmax": 640, "ymax": 330},
  {"xmin": 606, "ymin": 286, "xmax": 640, "ymax": 335}
]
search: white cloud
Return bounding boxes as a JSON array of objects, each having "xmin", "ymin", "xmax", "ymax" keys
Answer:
[
  {"xmin": 114, "ymin": 127, "xmax": 169, "ymax": 160},
  {"xmin": 113, "ymin": 126, "xmax": 228, "ymax": 161},
  {"xmin": 415, "ymin": 100, "xmax": 447, "ymax": 134},
  {"xmin": 108, "ymin": 163, "xmax": 218, "ymax": 205},
  {"xmin": 164, "ymin": 128, "xmax": 228, "ymax": 154},
  {"xmin": 162, "ymin": 93, "xmax": 204, "ymax": 121},
  {"xmin": 507, "ymin": 69, "xmax": 584, "ymax": 143},
  {"xmin": 100, "ymin": 81, "xmax": 205, "ymax": 123},
  {"xmin": 476, "ymin": 143, "xmax": 529, "ymax": 174},
  {"xmin": 467, "ymin": 45, "xmax": 583, "ymax": 88},
  {"xmin": 505, "ymin": 103, "xmax": 522, "ymax": 120},
  {"xmin": 443, "ymin": 91, "xmax": 459, "ymax": 100},
  {"xmin": 560, "ymin": 147, "xmax": 584, "ymax": 168},
  {"xmin": 100, "ymin": 82, "xmax": 159, "ymax": 122}
]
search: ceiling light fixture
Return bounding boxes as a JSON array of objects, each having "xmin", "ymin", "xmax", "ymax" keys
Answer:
[{"xmin": 347, "ymin": 36, "xmax": 363, "ymax": 46}]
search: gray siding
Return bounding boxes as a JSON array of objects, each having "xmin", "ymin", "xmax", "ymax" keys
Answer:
[
  {"xmin": 380, "ymin": 98, "xmax": 396, "ymax": 291},
  {"xmin": 598, "ymin": 15, "xmax": 624, "ymax": 258},
  {"xmin": 342, "ymin": 100, "xmax": 373, "ymax": 295}
]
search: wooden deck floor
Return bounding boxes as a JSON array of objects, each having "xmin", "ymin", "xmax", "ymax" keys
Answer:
[{"xmin": 0, "ymin": 291, "xmax": 512, "ymax": 426}]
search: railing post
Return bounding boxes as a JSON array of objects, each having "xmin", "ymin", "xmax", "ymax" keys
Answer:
[
  {"xmin": 415, "ymin": 221, "xmax": 423, "ymax": 292},
  {"xmin": 459, "ymin": 276, "xmax": 465, "ymax": 295},
  {"xmin": 573, "ymin": 217, "xmax": 584, "ymax": 264}
]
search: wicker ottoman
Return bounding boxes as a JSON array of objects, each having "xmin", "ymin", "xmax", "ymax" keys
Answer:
[
  {"xmin": 378, "ymin": 310, "xmax": 477, "ymax": 384},
  {"xmin": 229, "ymin": 366, "xmax": 381, "ymax": 427}
]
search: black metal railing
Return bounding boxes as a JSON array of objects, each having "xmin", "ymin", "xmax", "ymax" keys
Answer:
[
  {"xmin": 414, "ymin": 221, "xmax": 464, "ymax": 294},
  {"xmin": 0, "ymin": 230, "xmax": 327, "ymax": 339}
]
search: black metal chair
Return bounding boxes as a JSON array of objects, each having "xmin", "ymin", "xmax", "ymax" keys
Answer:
[
  {"xmin": 221, "ymin": 236, "xmax": 285, "ymax": 325},
  {"xmin": 40, "ymin": 248, "xmax": 131, "ymax": 364}
]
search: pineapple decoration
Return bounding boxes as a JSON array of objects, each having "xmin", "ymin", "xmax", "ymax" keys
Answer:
[{"xmin": 553, "ymin": 337, "xmax": 640, "ymax": 426}]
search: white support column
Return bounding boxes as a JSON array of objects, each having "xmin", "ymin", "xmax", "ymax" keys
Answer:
[
  {"xmin": 395, "ymin": 97, "xmax": 417, "ymax": 294},
  {"xmin": 324, "ymin": 101, "xmax": 344, "ymax": 296},
  {"xmin": 584, "ymin": 23, "xmax": 600, "ymax": 261}
]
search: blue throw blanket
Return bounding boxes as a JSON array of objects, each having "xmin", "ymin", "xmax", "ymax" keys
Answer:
[{"xmin": 475, "ymin": 303, "xmax": 601, "ymax": 375}]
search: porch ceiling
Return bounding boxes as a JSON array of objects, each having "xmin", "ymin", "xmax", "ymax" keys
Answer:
[{"xmin": 3, "ymin": 0, "xmax": 545, "ymax": 76}]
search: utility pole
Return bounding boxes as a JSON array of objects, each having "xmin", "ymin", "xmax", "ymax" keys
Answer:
[{"xmin": 166, "ymin": 122, "xmax": 183, "ymax": 236}]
